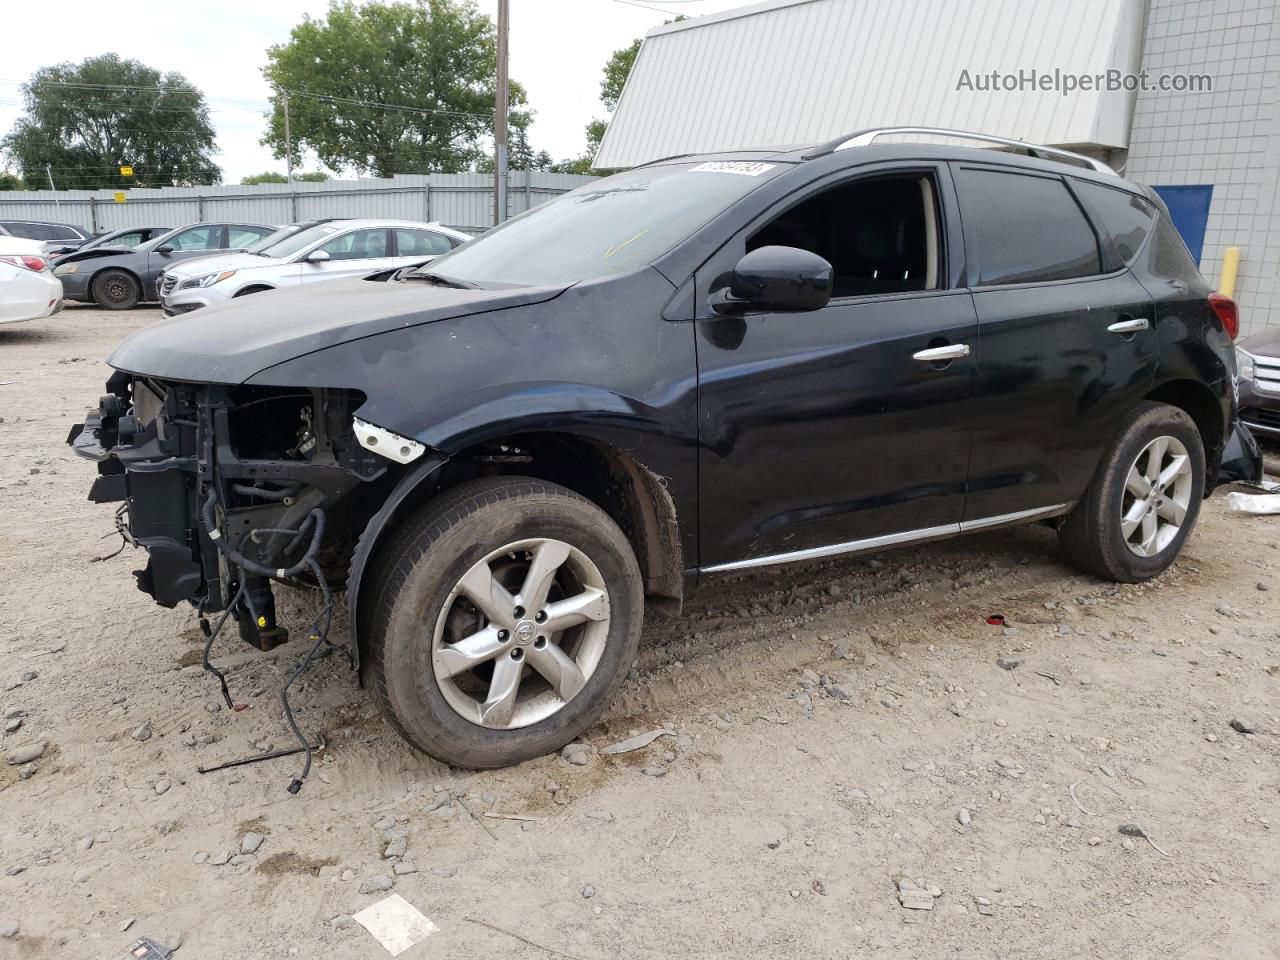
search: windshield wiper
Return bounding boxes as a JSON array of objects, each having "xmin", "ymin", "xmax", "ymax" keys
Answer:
[{"xmin": 402, "ymin": 271, "xmax": 479, "ymax": 289}]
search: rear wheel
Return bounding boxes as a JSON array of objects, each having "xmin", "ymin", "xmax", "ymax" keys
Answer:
[
  {"xmin": 1059, "ymin": 402, "xmax": 1205, "ymax": 582},
  {"xmin": 91, "ymin": 269, "xmax": 140, "ymax": 310},
  {"xmin": 364, "ymin": 477, "xmax": 643, "ymax": 768}
]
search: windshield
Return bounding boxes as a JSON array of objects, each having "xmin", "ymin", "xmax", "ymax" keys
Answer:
[
  {"xmin": 259, "ymin": 222, "xmax": 346, "ymax": 259},
  {"xmin": 244, "ymin": 224, "xmax": 304, "ymax": 254},
  {"xmin": 411, "ymin": 160, "xmax": 785, "ymax": 287}
]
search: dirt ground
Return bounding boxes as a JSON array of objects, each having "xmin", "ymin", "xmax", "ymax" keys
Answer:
[{"xmin": 1, "ymin": 305, "xmax": 1277, "ymax": 960}]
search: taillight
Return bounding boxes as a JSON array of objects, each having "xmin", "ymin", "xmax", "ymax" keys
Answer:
[
  {"xmin": 0, "ymin": 254, "xmax": 48, "ymax": 272},
  {"xmin": 1208, "ymin": 292, "xmax": 1239, "ymax": 340}
]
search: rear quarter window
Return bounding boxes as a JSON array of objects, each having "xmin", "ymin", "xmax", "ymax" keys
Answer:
[
  {"xmin": 1072, "ymin": 180, "xmax": 1156, "ymax": 264},
  {"xmin": 957, "ymin": 168, "xmax": 1102, "ymax": 286}
]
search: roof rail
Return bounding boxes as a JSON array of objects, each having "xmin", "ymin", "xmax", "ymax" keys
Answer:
[{"xmin": 806, "ymin": 127, "xmax": 1117, "ymax": 176}]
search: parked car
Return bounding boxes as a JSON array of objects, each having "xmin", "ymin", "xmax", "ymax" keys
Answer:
[
  {"xmin": 53, "ymin": 222, "xmax": 275, "ymax": 309},
  {"xmin": 1236, "ymin": 332, "xmax": 1280, "ymax": 441},
  {"xmin": 0, "ymin": 236, "xmax": 62, "ymax": 325},
  {"xmin": 70, "ymin": 127, "xmax": 1262, "ymax": 772},
  {"xmin": 157, "ymin": 218, "xmax": 469, "ymax": 316},
  {"xmin": 0, "ymin": 219, "xmax": 93, "ymax": 252},
  {"xmin": 47, "ymin": 225, "xmax": 171, "ymax": 260}
]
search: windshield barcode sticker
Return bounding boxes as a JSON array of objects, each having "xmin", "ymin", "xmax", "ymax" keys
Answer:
[{"xmin": 689, "ymin": 161, "xmax": 776, "ymax": 176}]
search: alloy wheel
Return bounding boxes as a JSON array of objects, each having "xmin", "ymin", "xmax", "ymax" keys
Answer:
[
  {"xmin": 1119, "ymin": 435, "xmax": 1193, "ymax": 558},
  {"xmin": 431, "ymin": 538, "xmax": 611, "ymax": 729}
]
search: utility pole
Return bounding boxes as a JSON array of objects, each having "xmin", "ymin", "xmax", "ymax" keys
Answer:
[
  {"xmin": 283, "ymin": 92, "xmax": 294, "ymax": 184},
  {"xmin": 46, "ymin": 164, "xmax": 59, "ymax": 210},
  {"xmin": 494, "ymin": 0, "xmax": 509, "ymax": 225}
]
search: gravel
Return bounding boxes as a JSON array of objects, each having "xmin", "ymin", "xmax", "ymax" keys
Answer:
[
  {"xmin": 359, "ymin": 875, "xmax": 394, "ymax": 894},
  {"xmin": 6, "ymin": 741, "xmax": 47, "ymax": 765}
]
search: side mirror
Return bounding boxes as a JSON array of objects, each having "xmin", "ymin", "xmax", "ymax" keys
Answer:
[
  {"xmin": 305, "ymin": 249, "xmax": 330, "ymax": 263},
  {"xmin": 729, "ymin": 245, "xmax": 832, "ymax": 312},
  {"xmin": 155, "ymin": 245, "xmax": 174, "ymax": 254}
]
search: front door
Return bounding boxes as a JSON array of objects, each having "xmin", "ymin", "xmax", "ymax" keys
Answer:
[
  {"xmin": 302, "ymin": 227, "xmax": 396, "ymax": 283},
  {"xmin": 695, "ymin": 165, "xmax": 980, "ymax": 570}
]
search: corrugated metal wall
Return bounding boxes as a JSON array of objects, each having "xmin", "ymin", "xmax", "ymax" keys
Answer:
[
  {"xmin": 596, "ymin": 0, "xmax": 1144, "ymax": 169},
  {"xmin": 0, "ymin": 171, "xmax": 595, "ymax": 235}
]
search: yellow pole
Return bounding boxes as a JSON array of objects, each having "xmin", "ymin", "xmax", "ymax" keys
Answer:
[{"xmin": 1219, "ymin": 246, "xmax": 1240, "ymax": 298}]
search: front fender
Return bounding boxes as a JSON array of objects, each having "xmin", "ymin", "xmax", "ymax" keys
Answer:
[{"xmin": 346, "ymin": 451, "xmax": 449, "ymax": 669}]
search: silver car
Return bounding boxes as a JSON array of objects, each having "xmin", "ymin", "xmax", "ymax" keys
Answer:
[{"xmin": 158, "ymin": 218, "xmax": 472, "ymax": 315}]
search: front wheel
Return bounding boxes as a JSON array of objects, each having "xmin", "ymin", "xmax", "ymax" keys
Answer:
[
  {"xmin": 1059, "ymin": 401, "xmax": 1205, "ymax": 582},
  {"xmin": 91, "ymin": 269, "xmax": 140, "ymax": 310},
  {"xmin": 363, "ymin": 477, "xmax": 643, "ymax": 768}
]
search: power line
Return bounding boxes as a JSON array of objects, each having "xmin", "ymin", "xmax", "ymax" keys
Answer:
[{"xmin": 609, "ymin": 0, "xmax": 700, "ymax": 12}]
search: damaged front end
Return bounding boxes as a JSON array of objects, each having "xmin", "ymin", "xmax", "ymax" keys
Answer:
[{"xmin": 68, "ymin": 371, "xmax": 397, "ymax": 651}]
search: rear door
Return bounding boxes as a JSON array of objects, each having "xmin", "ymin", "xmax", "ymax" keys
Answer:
[
  {"xmin": 695, "ymin": 163, "xmax": 980, "ymax": 570},
  {"xmin": 953, "ymin": 165, "xmax": 1157, "ymax": 520},
  {"xmin": 392, "ymin": 228, "xmax": 455, "ymax": 268}
]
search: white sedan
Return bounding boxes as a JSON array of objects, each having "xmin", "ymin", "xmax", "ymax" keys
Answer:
[
  {"xmin": 0, "ymin": 237, "xmax": 63, "ymax": 325},
  {"xmin": 158, "ymin": 218, "xmax": 472, "ymax": 316}
]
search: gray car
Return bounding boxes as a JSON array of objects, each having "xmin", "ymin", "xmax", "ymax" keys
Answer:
[{"xmin": 53, "ymin": 222, "xmax": 275, "ymax": 309}]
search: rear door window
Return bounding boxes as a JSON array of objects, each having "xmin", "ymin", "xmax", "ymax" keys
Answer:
[
  {"xmin": 1071, "ymin": 180, "xmax": 1156, "ymax": 264},
  {"xmin": 168, "ymin": 225, "xmax": 222, "ymax": 250},
  {"xmin": 957, "ymin": 168, "xmax": 1101, "ymax": 286},
  {"xmin": 228, "ymin": 226, "xmax": 270, "ymax": 248},
  {"xmin": 394, "ymin": 229, "xmax": 453, "ymax": 257}
]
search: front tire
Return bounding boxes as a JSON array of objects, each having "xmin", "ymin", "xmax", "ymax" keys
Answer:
[
  {"xmin": 1059, "ymin": 401, "xmax": 1205, "ymax": 582},
  {"xmin": 91, "ymin": 269, "xmax": 140, "ymax": 310},
  {"xmin": 364, "ymin": 477, "xmax": 643, "ymax": 768}
]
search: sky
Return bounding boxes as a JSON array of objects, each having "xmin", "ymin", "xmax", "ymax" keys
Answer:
[{"xmin": 1, "ymin": 0, "xmax": 752, "ymax": 183}]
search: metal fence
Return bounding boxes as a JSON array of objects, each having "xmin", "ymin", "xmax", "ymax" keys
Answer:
[{"xmin": 0, "ymin": 171, "xmax": 596, "ymax": 235}]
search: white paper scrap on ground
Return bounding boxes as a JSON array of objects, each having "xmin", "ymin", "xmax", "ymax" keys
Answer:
[
  {"xmin": 1226, "ymin": 491, "xmax": 1280, "ymax": 515},
  {"xmin": 353, "ymin": 893, "xmax": 441, "ymax": 956}
]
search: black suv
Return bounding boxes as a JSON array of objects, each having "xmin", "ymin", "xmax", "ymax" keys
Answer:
[{"xmin": 70, "ymin": 128, "xmax": 1261, "ymax": 772}]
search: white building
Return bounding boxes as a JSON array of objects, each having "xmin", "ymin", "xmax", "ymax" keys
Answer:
[{"xmin": 596, "ymin": 0, "xmax": 1278, "ymax": 336}]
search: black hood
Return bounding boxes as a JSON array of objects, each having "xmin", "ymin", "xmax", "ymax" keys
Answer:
[{"xmin": 108, "ymin": 276, "xmax": 569, "ymax": 384}]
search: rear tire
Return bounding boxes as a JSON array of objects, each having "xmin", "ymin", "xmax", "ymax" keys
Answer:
[
  {"xmin": 364, "ymin": 477, "xmax": 643, "ymax": 768},
  {"xmin": 1059, "ymin": 402, "xmax": 1205, "ymax": 582},
  {"xmin": 92, "ymin": 269, "xmax": 140, "ymax": 310}
]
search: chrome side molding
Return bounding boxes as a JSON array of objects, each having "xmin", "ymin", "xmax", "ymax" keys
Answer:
[{"xmin": 700, "ymin": 503, "xmax": 1075, "ymax": 574}]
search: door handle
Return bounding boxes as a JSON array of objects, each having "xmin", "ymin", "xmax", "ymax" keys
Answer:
[
  {"xmin": 1107, "ymin": 318, "xmax": 1149, "ymax": 334},
  {"xmin": 913, "ymin": 343, "xmax": 971, "ymax": 362}
]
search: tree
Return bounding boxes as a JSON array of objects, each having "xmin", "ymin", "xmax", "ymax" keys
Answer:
[
  {"xmin": 555, "ymin": 20, "xmax": 680, "ymax": 174},
  {"xmin": 1, "ymin": 54, "xmax": 220, "ymax": 189},
  {"xmin": 240, "ymin": 170, "xmax": 330, "ymax": 185},
  {"xmin": 241, "ymin": 171, "xmax": 287, "ymax": 185},
  {"xmin": 262, "ymin": 0, "xmax": 533, "ymax": 177},
  {"xmin": 0, "ymin": 172, "xmax": 24, "ymax": 191}
]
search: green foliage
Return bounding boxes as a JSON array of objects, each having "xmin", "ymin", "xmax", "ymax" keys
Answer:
[
  {"xmin": 0, "ymin": 53, "xmax": 221, "ymax": 189},
  {"xmin": 240, "ymin": 170, "xmax": 330, "ymax": 184},
  {"xmin": 263, "ymin": 0, "xmax": 532, "ymax": 177},
  {"xmin": 0, "ymin": 172, "xmax": 24, "ymax": 191},
  {"xmin": 600, "ymin": 38, "xmax": 641, "ymax": 113},
  {"xmin": 240, "ymin": 171, "xmax": 288, "ymax": 185},
  {"xmin": 556, "ymin": 19, "xmax": 681, "ymax": 174}
]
